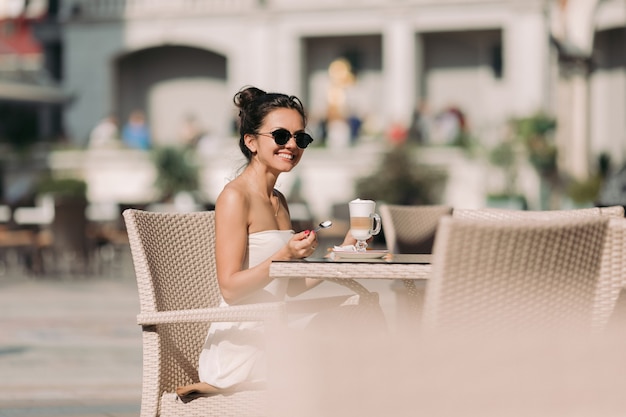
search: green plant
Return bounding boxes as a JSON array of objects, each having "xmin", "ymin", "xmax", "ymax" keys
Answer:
[
  {"xmin": 510, "ymin": 113, "xmax": 560, "ymax": 209},
  {"xmin": 566, "ymin": 175, "xmax": 602, "ymax": 206},
  {"xmin": 565, "ymin": 153, "xmax": 611, "ymax": 206},
  {"xmin": 36, "ymin": 176, "xmax": 87, "ymax": 198},
  {"xmin": 512, "ymin": 113, "xmax": 558, "ymax": 177},
  {"xmin": 355, "ymin": 144, "xmax": 447, "ymax": 205},
  {"xmin": 488, "ymin": 139, "xmax": 519, "ymax": 197},
  {"xmin": 152, "ymin": 146, "xmax": 199, "ymax": 201}
]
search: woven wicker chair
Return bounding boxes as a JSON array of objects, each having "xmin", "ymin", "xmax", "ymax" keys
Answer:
[
  {"xmin": 600, "ymin": 205, "xmax": 626, "ymax": 217},
  {"xmin": 422, "ymin": 216, "xmax": 611, "ymax": 336},
  {"xmin": 124, "ymin": 208, "xmax": 366, "ymax": 417},
  {"xmin": 452, "ymin": 205, "xmax": 624, "ymax": 220},
  {"xmin": 124, "ymin": 209, "xmax": 289, "ymax": 417},
  {"xmin": 595, "ymin": 217, "xmax": 626, "ymax": 329},
  {"xmin": 450, "ymin": 205, "xmax": 626, "ymax": 330},
  {"xmin": 379, "ymin": 204, "xmax": 452, "ymax": 254},
  {"xmin": 378, "ymin": 204, "xmax": 451, "ymax": 327}
]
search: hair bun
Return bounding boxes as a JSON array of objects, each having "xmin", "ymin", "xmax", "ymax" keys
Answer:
[{"xmin": 234, "ymin": 86, "xmax": 266, "ymax": 109}]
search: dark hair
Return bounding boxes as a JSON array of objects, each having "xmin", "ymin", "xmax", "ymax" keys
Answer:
[{"xmin": 233, "ymin": 86, "xmax": 307, "ymax": 161}]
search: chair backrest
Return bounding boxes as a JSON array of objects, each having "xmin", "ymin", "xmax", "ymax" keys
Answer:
[
  {"xmin": 595, "ymin": 217, "xmax": 626, "ymax": 329},
  {"xmin": 599, "ymin": 205, "xmax": 625, "ymax": 217},
  {"xmin": 124, "ymin": 209, "xmax": 222, "ymax": 313},
  {"xmin": 452, "ymin": 205, "xmax": 624, "ymax": 221},
  {"xmin": 123, "ymin": 209, "xmax": 221, "ymax": 402},
  {"xmin": 422, "ymin": 216, "xmax": 609, "ymax": 336},
  {"xmin": 379, "ymin": 204, "xmax": 452, "ymax": 254},
  {"xmin": 450, "ymin": 205, "xmax": 625, "ymax": 330}
]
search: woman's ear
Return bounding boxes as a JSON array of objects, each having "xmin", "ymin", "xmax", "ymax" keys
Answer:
[{"xmin": 244, "ymin": 133, "xmax": 257, "ymax": 154}]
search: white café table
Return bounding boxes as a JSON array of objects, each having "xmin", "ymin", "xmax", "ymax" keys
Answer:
[{"xmin": 270, "ymin": 254, "xmax": 432, "ymax": 319}]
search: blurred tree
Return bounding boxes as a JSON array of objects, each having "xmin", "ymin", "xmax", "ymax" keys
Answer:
[
  {"xmin": 355, "ymin": 143, "xmax": 447, "ymax": 205},
  {"xmin": 489, "ymin": 139, "xmax": 518, "ymax": 197},
  {"xmin": 152, "ymin": 146, "xmax": 199, "ymax": 202},
  {"xmin": 565, "ymin": 152, "xmax": 611, "ymax": 207},
  {"xmin": 512, "ymin": 113, "xmax": 559, "ymax": 209},
  {"xmin": 513, "ymin": 113, "xmax": 558, "ymax": 177},
  {"xmin": 36, "ymin": 176, "xmax": 87, "ymax": 199}
]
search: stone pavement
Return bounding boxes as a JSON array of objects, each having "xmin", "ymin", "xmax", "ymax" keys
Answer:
[
  {"xmin": 0, "ymin": 249, "xmax": 142, "ymax": 417},
  {"xmin": 0, "ymin": 242, "xmax": 401, "ymax": 417}
]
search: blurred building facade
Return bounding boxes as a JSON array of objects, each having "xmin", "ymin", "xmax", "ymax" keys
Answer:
[
  {"xmin": 51, "ymin": 0, "xmax": 626, "ymax": 173},
  {"xmin": 7, "ymin": 0, "xmax": 619, "ymax": 215},
  {"xmin": 0, "ymin": 0, "xmax": 67, "ymax": 145}
]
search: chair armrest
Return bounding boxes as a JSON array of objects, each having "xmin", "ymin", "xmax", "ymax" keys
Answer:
[{"xmin": 137, "ymin": 302, "xmax": 286, "ymax": 326}]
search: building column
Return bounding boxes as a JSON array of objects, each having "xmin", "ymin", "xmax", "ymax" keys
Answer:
[
  {"xmin": 550, "ymin": 0, "xmax": 601, "ymax": 180},
  {"xmin": 503, "ymin": 7, "xmax": 550, "ymax": 117},
  {"xmin": 556, "ymin": 60, "xmax": 591, "ymax": 180},
  {"xmin": 569, "ymin": 66, "xmax": 591, "ymax": 180},
  {"xmin": 383, "ymin": 19, "xmax": 416, "ymax": 128},
  {"xmin": 414, "ymin": 33, "xmax": 424, "ymax": 103},
  {"xmin": 229, "ymin": 19, "xmax": 271, "ymax": 92},
  {"xmin": 231, "ymin": 22, "xmax": 302, "ymax": 99}
]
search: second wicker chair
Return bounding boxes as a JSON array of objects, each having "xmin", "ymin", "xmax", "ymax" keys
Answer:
[{"xmin": 422, "ymin": 216, "xmax": 611, "ymax": 336}]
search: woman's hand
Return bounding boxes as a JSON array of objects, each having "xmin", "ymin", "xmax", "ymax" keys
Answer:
[{"xmin": 289, "ymin": 229, "xmax": 318, "ymax": 259}]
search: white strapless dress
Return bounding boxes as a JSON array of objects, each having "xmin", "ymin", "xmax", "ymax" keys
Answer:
[{"xmin": 198, "ymin": 230, "xmax": 293, "ymax": 388}]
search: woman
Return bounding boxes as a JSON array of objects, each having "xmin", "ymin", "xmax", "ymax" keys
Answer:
[{"xmin": 177, "ymin": 86, "xmax": 352, "ymax": 398}]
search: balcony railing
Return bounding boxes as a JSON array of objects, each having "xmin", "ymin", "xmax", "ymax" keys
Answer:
[
  {"xmin": 69, "ymin": 0, "xmax": 260, "ymax": 20},
  {"xmin": 67, "ymin": 0, "xmax": 494, "ymax": 21}
]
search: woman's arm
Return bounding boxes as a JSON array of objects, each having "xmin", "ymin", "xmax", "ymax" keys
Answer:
[
  {"xmin": 215, "ymin": 187, "xmax": 317, "ymax": 304},
  {"xmin": 286, "ymin": 229, "xmax": 323, "ymax": 297}
]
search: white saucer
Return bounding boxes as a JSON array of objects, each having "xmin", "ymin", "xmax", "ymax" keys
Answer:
[{"xmin": 331, "ymin": 249, "xmax": 389, "ymax": 259}]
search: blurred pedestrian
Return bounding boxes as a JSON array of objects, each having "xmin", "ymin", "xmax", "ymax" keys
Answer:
[
  {"xmin": 407, "ymin": 100, "xmax": 430, "ymax": 144},
  {"xmin": 387, "ymin": 120, "xmax": 408, "ymax": 145},
  {"xmin": 122, "ymin": 109, "xmax": 151, "ymax": 150},
  {"xmin": 178, "ymin": 113, "xmax": 204, "ymax": 149},
  {"xmin": 89, "ymin": 114, "xmax": 120, "ymax": 149}
]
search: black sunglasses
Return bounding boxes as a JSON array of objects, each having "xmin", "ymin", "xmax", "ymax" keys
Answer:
[{"xmin": 257, "ymin": 128, "xmax": 314, "ymax": 149}]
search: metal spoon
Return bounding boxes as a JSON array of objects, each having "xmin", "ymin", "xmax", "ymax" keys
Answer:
[{"xmin": 314, "ymin": 220, "xmax": 333, "ymax": 232}]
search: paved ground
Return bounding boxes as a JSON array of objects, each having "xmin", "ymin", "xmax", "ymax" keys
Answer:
[
  {"xmin": 0, "ymin": 249, "xmax": 142, "ymax": 417},
  {"xmin": 0, "ymin": 240, "xmax": 401, "ymax": 417},
  {"xmin": 4, "ymin": 237, "xmax": 625, "ymax": 417}
]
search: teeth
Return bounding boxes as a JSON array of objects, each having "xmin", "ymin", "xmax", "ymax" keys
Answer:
[{"xmin": 278, "ymin": 154, "xmax": 294, "ymax": 160}]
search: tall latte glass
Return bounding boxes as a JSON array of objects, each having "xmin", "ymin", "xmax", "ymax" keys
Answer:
[{"xmin": 349, "ymin": 198, "xmax": 382, "ymax": 252}]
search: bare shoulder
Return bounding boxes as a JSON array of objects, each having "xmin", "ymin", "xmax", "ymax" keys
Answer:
[
  {"xmin": 215, "ymin": 179, "xmax": 251, "ymax": 226},
  {"xmin": 217, "ymin": 179, "xmax": 249, "ymax": 208}
]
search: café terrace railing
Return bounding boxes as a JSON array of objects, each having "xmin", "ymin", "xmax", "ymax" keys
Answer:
[{"xmin": 68, "ymin": 0, "xmax": 479, "ymax": 20}]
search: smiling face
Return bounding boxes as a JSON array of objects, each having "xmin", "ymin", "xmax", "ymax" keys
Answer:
[{"xmin": 245, "ymin": 108, "xmax": 306, "ymax": 173}]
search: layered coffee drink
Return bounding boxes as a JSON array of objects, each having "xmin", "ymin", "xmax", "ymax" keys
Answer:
[
  {"xmin": 348, "ymin": 199, "xmax": 381, "ymax": 250},
  {"xmin": 350, "ymin": 216, "xmax": 372, "ymax": 240}
]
